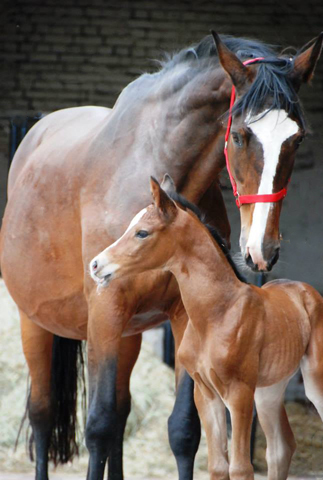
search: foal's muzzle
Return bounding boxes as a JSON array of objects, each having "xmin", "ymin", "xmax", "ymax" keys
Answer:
[{"xmin": 90, "ymin": 255, "xmax": 116, "ymax": 287}]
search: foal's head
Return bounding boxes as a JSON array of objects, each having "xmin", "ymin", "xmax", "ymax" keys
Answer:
[
  {"xmin": 90, "ymin": 177, "xmax": 181, "ymax": 287},
  {"xmin": 212, "ymin": 32, "xmax": 322, "ymax": 271}
]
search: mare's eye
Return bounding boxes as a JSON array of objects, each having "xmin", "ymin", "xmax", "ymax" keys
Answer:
[
  {"xmin": 135, "ymin": 230, "xmax": 149, "ymax": 239},
  {"xmin": 231, "ymin": 132, "xmax": 243, "ymax": 147}
]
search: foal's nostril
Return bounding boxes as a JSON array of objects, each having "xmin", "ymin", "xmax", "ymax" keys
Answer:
[{"xmin": 92, "ymin": 260, "xmax": 98, "ymax": 271}]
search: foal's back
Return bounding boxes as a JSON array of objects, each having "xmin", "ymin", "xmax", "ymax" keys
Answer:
[{"xmin": 256, "ymin": 279, "xmax": 323, "ymax": 387}]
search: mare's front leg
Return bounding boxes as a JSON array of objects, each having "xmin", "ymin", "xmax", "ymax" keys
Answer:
[
  {"xmin": 20, "ymin": 310, "xmax": 53, "ymax": 480},
  {"xmin": 194, "ymin": 384, "xmax": 229, "ymax": 480},
  {"xmin": 108, "ymin": 334, "xmax": 142, "ymax": 480},
  {"xmin": 168, "ymin": 300, "xmax": 201, "ymax": 480},
  {"xmin": 85, "ymin": 285, "xmax": 135, "ymax": 480}
]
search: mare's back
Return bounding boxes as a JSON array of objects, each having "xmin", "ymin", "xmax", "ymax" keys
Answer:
[{"xmin": 8, "ymin": 106, "xmax": 111, "ymax": 194}]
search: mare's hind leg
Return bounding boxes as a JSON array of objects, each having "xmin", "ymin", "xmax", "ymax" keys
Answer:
[
  {"xmin": 20, "ymin": 310, "xmax": 54, "ymax": 480},
  {"xmin": 168, "ymin": 300, "xmax": 201, "ymax": 480},
  {"xmin": 254, "ymin": 378, "xmax": 296, "ymax": 480},
  {"xmin": 107, "ymin": 334, "xmax": 142, "ymax": 480}
]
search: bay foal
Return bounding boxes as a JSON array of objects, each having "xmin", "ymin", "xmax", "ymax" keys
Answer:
[{"xmin": 90, "ymin": 177, "xmax": 323, "ymax": 480}]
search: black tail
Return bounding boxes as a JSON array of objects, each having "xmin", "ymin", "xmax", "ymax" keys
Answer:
[
  {"xmin": 47, "ymin": 336, "xmax": 86, "ymax": 464},
  {"xmin": 24, "ymin": 336, "xmax": 86, "ymax": 465}
]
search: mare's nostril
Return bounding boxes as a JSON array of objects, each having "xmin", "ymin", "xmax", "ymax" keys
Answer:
[
  {"xmin": 267, "ymin": 248, "xmax": 280, "ymax": 271},
  {"xmin": 245, "ymin": 254, "xmax": 258, "ymax": 272},
  {"xmin": 92, "ymin": 260, "xmax": 98, "ymax": 271}
]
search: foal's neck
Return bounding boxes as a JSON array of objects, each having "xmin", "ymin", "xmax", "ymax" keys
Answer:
[{"xmin": 168, "ymin": 213, "xmax": 245, "ymax": 321}]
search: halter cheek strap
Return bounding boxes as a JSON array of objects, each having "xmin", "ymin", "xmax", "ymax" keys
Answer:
[{"xmin": 224, "ymin": 57, "xmax": 288, "ymax": 208}]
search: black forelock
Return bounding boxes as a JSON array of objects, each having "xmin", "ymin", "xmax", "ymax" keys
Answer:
[
  {"xmin": 167, "ymin": 190, "xmax": 247, "ymax": 284},
  {"xmin": 231, "ymin": 58, "xmax": 306, "ymax": 128}
]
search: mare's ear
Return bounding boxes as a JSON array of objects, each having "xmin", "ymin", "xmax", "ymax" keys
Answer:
[
  {"xmin": 150, "ymin": 176, "xmax": 177, "ymax": 221},
  {"xmin": 211, "ymin": 31, "xmax": 253, "ymax": 94},
  {"xmin": 289, "ymin": 33, "xmax": 323, "ymax": 90},
  {"xmin": 161, "ymin": 173, "xmax": 176, "ymax": 195}
]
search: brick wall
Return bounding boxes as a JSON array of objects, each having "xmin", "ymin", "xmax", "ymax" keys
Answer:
[
  {"xmin": 0, "ymin": 0, "xmax": 322, "ymax": 157},
  {"xmin": 1, "ymin": 1, "xmax": 323, "ymax": 297}
]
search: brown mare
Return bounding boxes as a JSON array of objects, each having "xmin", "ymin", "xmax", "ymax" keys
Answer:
[
  {"xmin": 91, "ymin": 176, "xmax": 323, "ymax": 480},
  {"xmin": 0, "ymin": 32, "xmax": 322, "ymax": 480}
]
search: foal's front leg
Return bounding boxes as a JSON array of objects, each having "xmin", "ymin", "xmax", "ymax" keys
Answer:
[
  {"xmin": 168, "ymin": 300, "xmax": 201, "ymax": 480},
  {"xmin": 194, "ymin": 384, "xmax": 229, "ymax": 480},
  {"xmin": 226, "ymin": 381, "xmax": 255, "ymax": 480}
]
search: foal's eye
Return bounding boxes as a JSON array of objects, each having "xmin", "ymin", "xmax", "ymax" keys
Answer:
[
  {"xmin": 135, "ymin": 230, "xmax": 149, "ymax": 239},
  {"xmin": 231, "ymin": 132, "xmax": 243, "ymax": 147}
]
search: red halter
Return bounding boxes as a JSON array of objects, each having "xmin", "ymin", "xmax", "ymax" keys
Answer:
[{"xmin": 224, "ymin": 57, "xmax": 288, "ymax": 208}]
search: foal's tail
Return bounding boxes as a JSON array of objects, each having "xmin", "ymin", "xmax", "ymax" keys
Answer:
[{"xmin": 27, "ymin": 335, "xmax": 87, "ymax": 465}]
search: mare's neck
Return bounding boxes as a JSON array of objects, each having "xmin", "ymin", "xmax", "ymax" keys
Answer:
[
  {"xmin": 103, "ymin": 64, "xmax": 231, "ymax": 203},
  {"xmin": 167, "ymin": 214, "xmax": 245, "ymax": 324}
]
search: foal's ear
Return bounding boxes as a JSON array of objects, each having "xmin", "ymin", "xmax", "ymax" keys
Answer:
[
  {"xmin": 289, "ymin": 32, "xmax": 323, "ymax": 90},
  {"xmin": 161, "ymin": 173, "xmax": 176, "ymax": 195},
  {"xmin": 150, "ymin": 176, "xmax": 177, "ymax": 221},
  {"xmin": 211, "ymin": 31, "xmax": 252, "ymax": 94}
]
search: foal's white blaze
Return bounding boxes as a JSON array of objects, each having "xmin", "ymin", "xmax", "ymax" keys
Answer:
[
  {"xmin": 245, "ymin": 109, "xmax": 298, "ymax": 267},
  {"xmin": 106, "ymin": 207, "xmax": 148, "ymax": 250},
  {"xmin": 90, "ymin": 208, "xmax": 148, "ymax": 283}
]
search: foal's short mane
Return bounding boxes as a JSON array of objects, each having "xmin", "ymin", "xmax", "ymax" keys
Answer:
[
  {"xmin": 167, "ymin": 190, "xmax": 247, "ymax": 284},
  {"xmin": 158, "ymin": 34, "xmax": 305, "ymax": 127}
]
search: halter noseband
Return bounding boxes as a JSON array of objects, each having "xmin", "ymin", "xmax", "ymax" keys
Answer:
[{"xmin": 224, "ymin": 57, "xmax": 288, "ymax": 208}]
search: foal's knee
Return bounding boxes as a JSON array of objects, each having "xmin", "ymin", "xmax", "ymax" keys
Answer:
[
  {"xmin": 209, "ymin": 460, "xmax": 229, "ymax": 480},
  {"xmin": 229, "ymin": 462, "xmax": 253, "ymax": 480}
]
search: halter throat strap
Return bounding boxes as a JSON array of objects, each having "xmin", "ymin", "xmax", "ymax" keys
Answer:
[{"xmin": 224, "ymin": 57, "xmax": 288, "ymax": 208}]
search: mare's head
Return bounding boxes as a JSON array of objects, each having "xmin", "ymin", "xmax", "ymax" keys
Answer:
[{"xmin": 212, "ymin": 32, "xmax": 323, "ymax": 271}]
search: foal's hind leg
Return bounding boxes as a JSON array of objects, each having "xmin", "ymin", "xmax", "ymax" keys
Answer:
[
  {"xmin": 254, "ymin": 378, "xmax": 295, "ymax": 480},
  {"xmin": 300, "ymin": 312, "xmax": 323, "ymax": 420},
  {"xmin": 20, "ymin": 310, "xmax": 53, "ymax": 480}
]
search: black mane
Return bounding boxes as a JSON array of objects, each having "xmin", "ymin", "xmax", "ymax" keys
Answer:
[
  {"xmin": 159, "ymin": 34, "xmax": 305, "ymax": 128},
  {"xmin": 167, "ymin": 190, "xmax": 247, "ymax": 284}
]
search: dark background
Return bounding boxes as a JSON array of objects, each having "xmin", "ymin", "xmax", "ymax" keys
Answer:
[{"xmin": 0, "ymin": 0, "xmax": 322, "ymax": 288}]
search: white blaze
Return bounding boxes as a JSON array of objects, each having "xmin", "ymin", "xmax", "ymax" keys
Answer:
[
  {"xmin": 106, "ymin": 208, "xmax": 148, "ymax": 250},
  {"xmin": 89, "ymin": 207, "xmax": 148, "ymax": 283},
  {"xmin": 245, "ymin": 109, "xmax": 298, "ymax": 265}
]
